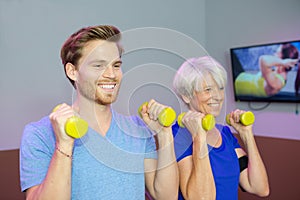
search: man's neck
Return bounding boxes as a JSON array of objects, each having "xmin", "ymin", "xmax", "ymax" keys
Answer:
[{"xmin": 73, "ymin": 99, "xmax": 113, "ymax": 136}]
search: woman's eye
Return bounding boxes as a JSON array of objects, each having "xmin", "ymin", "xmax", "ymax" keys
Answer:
[{"xmin": 204, "ymin": 87, "xmax": 212, "ymax": 92}]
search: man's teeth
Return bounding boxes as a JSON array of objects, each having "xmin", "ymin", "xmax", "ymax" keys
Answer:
[{"xmin": 101, "ymin": 84, "xmax": 115, "ymax": 89}]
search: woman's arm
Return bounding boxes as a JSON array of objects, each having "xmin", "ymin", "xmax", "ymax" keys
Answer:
[
  {"xmin": 178, "ymin": 135, "xmax": 216, "ymax": 200},
  {"xmin": 228, "ymin": 110, "xmax": 269, "ymax": 197},
  {"xmin": 177, "ymin": 111, "xmax": 216, "ymax": 200},
  {"xmin": 235, "ymin": 133, "xmax": 269, "ymax": 197}
]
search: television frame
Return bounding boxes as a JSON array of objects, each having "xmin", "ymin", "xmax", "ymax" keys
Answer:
[{"xmin": 230, "ymin": 40, "xmax": 300, "ymax": 103}]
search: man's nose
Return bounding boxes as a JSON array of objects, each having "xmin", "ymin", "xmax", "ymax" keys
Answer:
[{"xmin": 102, "ymin": 65, "xmax": 116, "ymax": 78}]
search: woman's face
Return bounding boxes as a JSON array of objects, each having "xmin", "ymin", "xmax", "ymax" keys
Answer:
[{"xmin": 188, "ymin": 74, "xmax": 225, "ymax": 116}]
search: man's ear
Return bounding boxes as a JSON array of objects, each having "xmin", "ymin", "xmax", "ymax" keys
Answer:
[{"xmin": 65, "ymin": 63, "xmax": 77, "ymax": 81}]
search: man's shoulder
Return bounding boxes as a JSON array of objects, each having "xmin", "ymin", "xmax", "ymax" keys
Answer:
[
  {"xmin": 24, "ymin": 116, "xmax": 51, "ymax": 131},
  {"xmin": 22, "ymin": 116, "xmax": 54, "ymax": 141}
]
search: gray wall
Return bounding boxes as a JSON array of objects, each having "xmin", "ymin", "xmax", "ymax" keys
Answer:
[
  {"xmin": 205, "ymin": 0, "xmax": 300, "ymax": 140},
  {"xmin": 0, "ymin": 0, "xmax": 206, "ymax": 150},
  {"xmin": 1, "ymin": 0, "xmax": 299, "ymax": 150}
]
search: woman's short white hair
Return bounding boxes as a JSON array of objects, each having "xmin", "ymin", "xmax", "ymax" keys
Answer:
[{"xmin": 173, "ymin": 56, "xmax": 227, "ymax": 100}]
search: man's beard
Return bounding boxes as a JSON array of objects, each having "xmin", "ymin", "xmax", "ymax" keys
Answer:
[{"xmin": 77, "ymin": 81, "xmax": 120, "ymax": 105}]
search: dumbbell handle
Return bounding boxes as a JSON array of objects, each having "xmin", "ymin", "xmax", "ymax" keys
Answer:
[
  {"xmin": 226, "ymin": 111, "xmax": 255, "ymax": 126},
  {"xmin": 138, "ymin": 102, "xmax": 176, "ymax": 127},
  {"xmin": 177, "ymin": 112, "xmax": 215, "ymax": 131},
  {"xmin": 52, "ymin": 105, "xmax": 88, "ymax": 139}
]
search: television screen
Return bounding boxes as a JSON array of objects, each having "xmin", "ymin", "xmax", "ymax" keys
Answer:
[{"xmin": 230, "ymin": 40, "xmax": 300, "ymax": 102}]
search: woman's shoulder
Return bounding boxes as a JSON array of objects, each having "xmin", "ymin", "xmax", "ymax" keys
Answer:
[{"xmin": 216, "ymin": 124, "xmax": 236, "ymax": 139}]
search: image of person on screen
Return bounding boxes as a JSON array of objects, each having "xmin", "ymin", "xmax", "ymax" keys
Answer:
[
  {"xmin": 295, "ymin": 60, "xmax": 300, "ymax": 96},
  {"xmin": 235, "ymin": 43, "xmax": 299, "ymax": 97},
  {"xmin": 172, "ymin": 56, "xmax": 269, "ymax": 200},
  {"xmin": 20, "ymin": 25, "xmax": 179, "ymax": 200}
]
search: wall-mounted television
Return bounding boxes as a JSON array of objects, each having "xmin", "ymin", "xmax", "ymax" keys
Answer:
[{"xmin": 230, "ymin": 40, "xmax": 300, "ymax": 103}]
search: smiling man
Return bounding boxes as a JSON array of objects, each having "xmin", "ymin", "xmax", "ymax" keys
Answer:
[{"xmin": 20, "ymin": 25, "xmax": 178, "ymax": 200}]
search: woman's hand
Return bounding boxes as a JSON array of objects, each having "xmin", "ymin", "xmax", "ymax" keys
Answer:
[
  {"xmin": 227, "ymin": 109, "xmax": 253, "ymax": 136},
  {"xmin": 180, "ymin": 110, "xmax": 207, "ymax": 140}
]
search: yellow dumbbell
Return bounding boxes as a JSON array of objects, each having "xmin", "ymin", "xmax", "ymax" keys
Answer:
[
  {"xmin": 226, "ymin": 111, "xmax": 255, "ymax": 126},
  {"xmin": 138, "ymin": 102, "xmax": 176, "ymax": 127},
  {"xmin": 52, "ymin": 104, "xmax": 88, "ymax": 139},
  {"xmin": 177, "ymin": 112, "xmax": 215, "ymax": 131}
]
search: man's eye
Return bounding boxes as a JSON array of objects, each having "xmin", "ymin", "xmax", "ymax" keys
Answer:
[{"xmin": 114, "ymin": 63, "xmax": 122, "ymax": 68}]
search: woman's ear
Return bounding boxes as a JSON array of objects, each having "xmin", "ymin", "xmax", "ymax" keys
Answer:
[
  {"xmin": 65, "ymin": 63, "xmax": 77, "ymax": 81},
  {"xmin": 181, "ymin": 95, "xmax": 191, "ymax": 104}
]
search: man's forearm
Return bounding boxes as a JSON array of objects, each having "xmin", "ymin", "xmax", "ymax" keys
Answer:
[
  {"xmin": 153, "ymin": 130, "xmax": 179, "ymax": 200},
  {"xmin": 26, "ymin": 146, "xmax": 73, "ymax": 200}
]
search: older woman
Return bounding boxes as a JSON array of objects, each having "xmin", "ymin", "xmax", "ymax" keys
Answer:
[{"xmin": 172, "ymin": 56, "xmax": 269, "ymax": 200}]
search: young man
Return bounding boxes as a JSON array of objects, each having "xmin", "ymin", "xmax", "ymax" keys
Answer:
[{"xmin": 20, "ymin": 25, "xmax": 178, "ymax": 199}]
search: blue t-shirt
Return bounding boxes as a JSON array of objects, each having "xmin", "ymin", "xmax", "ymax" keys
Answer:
[
  {"xmin": 172, "ymin": 123, "xmax": 241, "ymax": 200},
  {"xmin": 20, "ymin": 110, "xmax": 157, "ymax": 200}
]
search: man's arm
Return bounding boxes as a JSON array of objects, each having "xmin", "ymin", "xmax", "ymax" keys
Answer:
[
  {"xmin": 25, "ymin": 104, "xmax": 76, "ymax": 200},
  {"xmin": 140, "ymin": 99, "xmax": 179, "ymax": 200},
  {"xmin": 26, "ymin": 143, "xmax": 73, "ymax": 200},
  {"xmin": 144, "ymin": 128, "xmax": 179, "ymax": 200}
]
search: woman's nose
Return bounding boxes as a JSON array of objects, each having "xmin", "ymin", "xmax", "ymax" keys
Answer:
[{"xmin": 211, "ymin": 88, "xmax": 223, "ymax": 99}]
